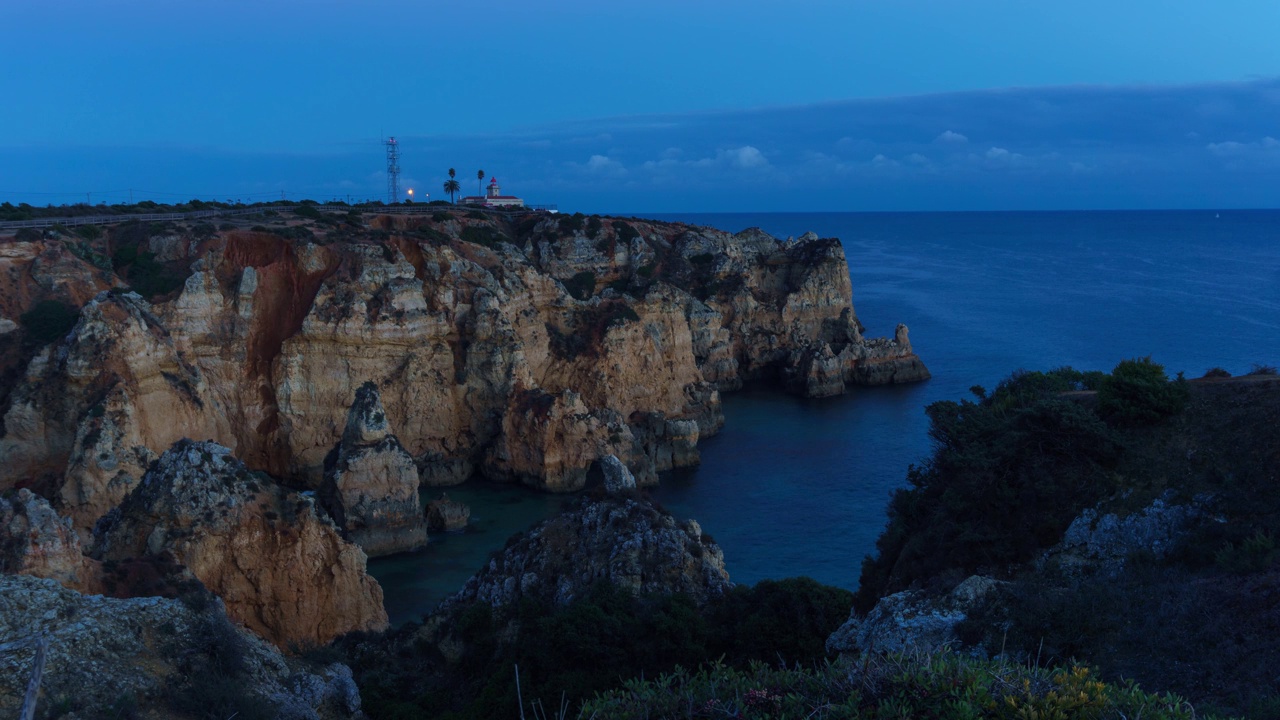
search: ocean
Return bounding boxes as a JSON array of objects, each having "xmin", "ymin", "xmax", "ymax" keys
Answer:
[{"xmin": 370, "ymin": 210, "xmax": 1280, "ymax": 625}]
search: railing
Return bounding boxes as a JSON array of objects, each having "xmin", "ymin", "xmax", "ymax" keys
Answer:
[{"xmin": 0, "ymin": 202, "xmax": 559, "ymax": 231}]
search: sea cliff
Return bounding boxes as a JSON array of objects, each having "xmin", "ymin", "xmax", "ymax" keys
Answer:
[{"xmin": 0, "ymin": 209, "xmax": 927, "ymax": 536}]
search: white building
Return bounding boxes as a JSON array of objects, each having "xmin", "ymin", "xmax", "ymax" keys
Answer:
[{"xmin": 460, "ymin": 178, "xmax": 524, "ymax": 208}]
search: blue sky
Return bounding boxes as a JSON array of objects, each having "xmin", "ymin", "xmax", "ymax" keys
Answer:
[{"xmin": 2, "ymin": 0, "xmax": 1279, "ymax": 212}]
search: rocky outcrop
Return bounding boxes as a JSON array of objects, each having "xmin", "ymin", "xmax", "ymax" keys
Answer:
[
  {"xmin": 599, "ymin": 454, "xmax": 638, "ymax": 493},
  {"xmin": 321, "ymin": 382, "xmax": 427, "ymax": 556},
  {"xmin": 0, "ymin": 290, "xmax": 224, "ymax": 520},
  {"xmin": 2, "ymin": 214, "xmax": 927, "ymax": 499},
  {"xmin": 0, "ymin": 489, "xmax": 100, "ymax": 593},
  {"xmin": 1042, "ymin": 496, "xmax": 1200, "ymax": 576},
  {"xmin": 94, "ymin": 440, "xmax": 388, "ymax": 648},
  {"xmin": 827, "ymin": 575, "xmax": 1002, "ymax": 655},
  {"xmin": 425, "ymin": 493, "xmax": 469, "ymax": 532},
  {"xmin": 0, "ymin": 574, "xmax": 362, "ymax": 719},
  {"xmin": 439, "ymin": 495, "xmax": 730, "ymax": 614}
]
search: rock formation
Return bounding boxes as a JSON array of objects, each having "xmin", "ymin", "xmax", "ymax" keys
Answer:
[
  {"xmin": 0, "ymin": 574, "xmax": 362, "ymax": 719},
  {"xmin": 438, "ymin": 494, "xmax": 730, "ymax": 614},
  {"xmin": 321, "ymin": 382, "xmax": 428, "ymax": 556},
  {"xmin": 94, "ymin": 439, "xmax": 388, "ymax": 648},
  {"xmin": 0, "ymin": 489, "xmax": 99, "ymax": 593},
  {"xmin": 826, "ymin": 575, "xmax": 1002, "ymax": 655},
  {"xmin": 1, "ymin": 213, "xmax": 927, "ymax": 498},
  {"xmin": 599, "ymin": 454, "xmax": 638, "ymax": 492},
  {"xmin": 425, "ymin": 493, "xmax": 469, "ymax": 532}
]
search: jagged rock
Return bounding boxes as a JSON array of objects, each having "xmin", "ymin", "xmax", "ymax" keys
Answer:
[
  {"xmin": 94, "ymin": 439, "xmax": 388, "ymax": 648},
  {"xmin": 599, "ymin": 454, "xmax": 637, "ymax": 492},
  {"xmin": 321, "ymin": 382, "xmax": 427, "ymax": 557},
  {"xmin": 2, "ymin": 217, "xmax": 926, "ymax": 498},
  {"xmin": 1042, "ymin": 496, "xmax": 1199, "ymax": 575},
  {"xmin": 0, "ymin": 574, "xmax": 361, "ymax": 719},
  {"xmin": 425, "ymin": 493, "xmax": 470, "ymax": 532},
  {"xmin": 0, "ymin": 489, "xmax": 99, "ymax": 593},
  {"xmin": 439, "ymin": 495, "xmax": 730, "ymax": 614},
  {"xmin": 58, "ymin": 385, "xmax": 158, "ymax": 542},
  {"xmin": 826, "ymin": 576, "xmax": 1002, "ymax": 655}
]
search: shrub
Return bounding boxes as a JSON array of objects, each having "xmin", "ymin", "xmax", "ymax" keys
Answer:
[
  {"xmin": 586, "ymin": 216, "xmax": 603, "ymax": 239},
  {"xmin": 1247, "ymin": 363, "xmax": 1278, "ymax": 376},
  {"xmin": 20, "ymin": 300, "xmax": 80, "ymax": 347},
  {"xmin": 461, "ymin": 225, "xmax": 504, "ymax": 248},
  {"xmin": 613, "ymin": 221, "xmax": 640, "ymax": 243},
  {"xmin": 583, "ymin": 653, "xmax": 1206, "ymax": 720},
  {"xmin": 432, "ymin": 211, "xmax": 450, "ymax": 222},
  {"xmin": 856, "ymin": 367, "xmax": 1122, "ymax": 609},
  {"xmin": 564, "ymin": 271, "xmax": 596, "ymax": 300},
  {"xmin": 293, "ymin": 205, "xmax": 323, "ymax": 219},
  {"xmin": 74, "ymin": 224, "xmax": 102, "ymax": 240},
  {"xmin": 14, "ymin": 228, "xmax": 41, "ymax": 242},
  {"xmin": 1096, "ymin": 357, "xmax": 1189, "ymax": 425},
  {"xmin": 1203, "ymin": 367, "xmax": 1232, "ymax": 378}
]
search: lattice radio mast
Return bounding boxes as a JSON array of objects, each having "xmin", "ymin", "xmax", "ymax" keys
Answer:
[{"xmin": 385, "ymin": 136, "xmax": 401, "ymax": 203}]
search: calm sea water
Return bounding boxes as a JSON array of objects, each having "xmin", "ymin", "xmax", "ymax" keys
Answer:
[{"xmin": 371, "ymin": 210, "xmax": 1280, "ymax": 625}]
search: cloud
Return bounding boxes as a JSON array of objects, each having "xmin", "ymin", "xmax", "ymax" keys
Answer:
[
  {"xmin": 935, "ymin": 130, "xmax": 968, "ymax": 144},
  {"xmin": 727, "ymin": 145, "xmax": 768, "ymax": 168},
  {"xmin": 1206, "ymin": 136, "xmax": 1280, "ymax": 155},
  {"xmin": 579, "ymin": 154, "xmax": 627, "ymax": 176},
  {"xmin": 640, "ymin": 145, "xmax": 769, "ymax": 171}
]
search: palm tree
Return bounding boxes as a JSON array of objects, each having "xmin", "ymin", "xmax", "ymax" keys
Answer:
[
  {"xmin": 448, "ymin": 167, "xmax": 456, "ymax": 180},
  {"xmin": 477, "ymin": 169, "xmax": 485, "ymax": 196},
  {"xmin": 443, "ymin": 178, "xmax": 461, "ymax": 203}
]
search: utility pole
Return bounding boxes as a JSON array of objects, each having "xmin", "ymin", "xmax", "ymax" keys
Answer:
[{"xmin": 385, "ymin": 136, "xmax": 400, "ymax": 204}]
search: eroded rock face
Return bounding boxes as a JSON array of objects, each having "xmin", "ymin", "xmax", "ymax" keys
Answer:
[
  {"xmin": 0, "ymin": 489, "xmax": 99, "ymax": 593},
  {"xmin": 95, "ymin": 440, "xmax": 388, "ymax": 648},
  {"xmin": 321, "ymin": 382, "xmax": 427, "ymax": 557},
  {"xmin": 599, "ymin": 454, "xmax": 638, "ymax": 493},
  {"xmin": 440, "ymin": 495, "xmax": 731, "ymax": 613},
  {"xmin": 826, "ymin": 576, "xmax": 1002, "ymax": 656},
  {"xmin": 1042, "ymin": 496, "xmax": 1200, "ymax": 576},
  {"xmin": 0, "ymin": 574, "xmax": 362, "ymax": 720},
  {"xmin": 425, "ymin": 493, "xmax": 470, "ymax": 532},
  {"xmin": 2, "ymin": 216, "xmax": 927, "ymax": 499}
]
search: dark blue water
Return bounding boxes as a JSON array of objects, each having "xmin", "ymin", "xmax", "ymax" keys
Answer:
[{"xmin": 371, "ymin": 210, "xmax": 1280, "ymax": 625}]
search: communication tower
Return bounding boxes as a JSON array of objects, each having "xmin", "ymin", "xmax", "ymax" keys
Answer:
[{"xmin": 385, "ymin": 136, "xmax": 401, "ymax": 203}]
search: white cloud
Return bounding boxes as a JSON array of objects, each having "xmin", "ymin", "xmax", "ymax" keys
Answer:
[
  {"xmin": 640, "ymin": 145, "xmax": 769, "ymax": 172},
  {"xmin": 905, "ymin": 153, "xmax": 930, "ymax": 165},
  {"xmin": 728, "ymin": 145, "xmax": 768, "ymax": 168},
  {"xmin": 582, "ymin": 154, "xmax": 627, "ymax": 175},
  {"xmin": 935, "ymin": 130, "xmax": 968, "ymax": 144}
]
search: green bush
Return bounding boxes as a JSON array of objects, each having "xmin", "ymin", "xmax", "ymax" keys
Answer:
[
  {"xmin": 460, "ymin": 225, "xmax": 504, "ymax": 248},
  {"xmin": 612, "ymin": 221, "xmax": 640, "ymax": 243},
  {"xmin": 20, "ymin": 300, "xmax": 80, "ymax": 347},
  {"xmin": 74, "ymin": 224, "xmax": 102, "ymax": 240},
  {"xmin": 586, "ymin": 216, "xmax": 603, "ymax": 239},
  {"xmin": 1097, "ymin": 357, "xmax": 1189, "ymax": 425},
  {"xmin": 583, "ymin": 653, "xmax": 1209, "ymax": 720},
  {"xmin": 564, "ymin": 271, "xmax": 596, "ymax": 300},
  {"xmin": 14, "ymin": 228, "xmax": 41, "ymax": 242},
  {"xmin": 856, "ymin": 367, "xmax": 1122, "ymax": 610}
]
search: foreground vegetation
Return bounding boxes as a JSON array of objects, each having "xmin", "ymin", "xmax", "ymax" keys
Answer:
[
  {"xmin": 346, "ymin": 578, "xmax": 853, "ymax": 720},
  {"xmin": 585, "ymin": 653, "xmax": 1219, "ymax": 719},
  {"xmin": 856, "ymin": 359, "xmax": 1280, "ymax": 717}
]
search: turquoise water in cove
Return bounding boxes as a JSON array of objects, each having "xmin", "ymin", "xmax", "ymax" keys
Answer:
[{"xmin": 371, "ymin": 210, "xmax": 1280, "ymax": 626}]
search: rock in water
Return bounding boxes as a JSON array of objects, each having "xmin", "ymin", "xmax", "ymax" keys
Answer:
[
  {"xmin": 599, "ymin": 454, "xmax": 637, "ymax": 492},
  {"xmin": 94, "ymin": 439, "xmax": 388, "ymax": 648},
  {"xmin": 0, "ymin": 489, "xmax": 100, "ymax": 593},
  {"xmin": 425, "ymin": 493, "xmax": 470, "ymax": 532},
  {"xmin": 321, "ymin": 382, "xmax": 428, "ymax": 556}
]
